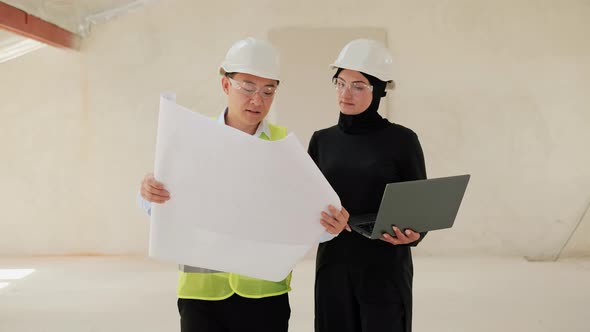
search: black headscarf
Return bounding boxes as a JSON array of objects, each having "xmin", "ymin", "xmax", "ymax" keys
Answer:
[{"xmin": 334, "ymin": 68, "xmax": 389, "ymax": 134}]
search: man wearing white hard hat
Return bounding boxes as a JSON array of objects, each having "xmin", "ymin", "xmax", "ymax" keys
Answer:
[
  {"xmin": 308, "ymin": 39, "xmax": 428, "ymax": 332},
  {"xmin": 137, "ymin": 37, "xmax": 349, "ymax": 332}
]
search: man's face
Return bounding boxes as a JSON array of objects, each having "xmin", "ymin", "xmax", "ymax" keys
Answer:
[{"xmin": 221, "ymin": 73, "xmax": 278, "ymax": 129}]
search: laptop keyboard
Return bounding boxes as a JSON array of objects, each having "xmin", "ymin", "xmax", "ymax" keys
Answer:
[{"xmin": 356, "ymin": 222, "xmax": 375, "ymax": 233}]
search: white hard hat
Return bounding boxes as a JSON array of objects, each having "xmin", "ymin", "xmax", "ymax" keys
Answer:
[
  {"xmin": 219, "ymin": 37, "xmax": 280, "ymax": 81},
  {"xmin": 330, "ymin": 39, "xmax": 395, "ymax": 89}
]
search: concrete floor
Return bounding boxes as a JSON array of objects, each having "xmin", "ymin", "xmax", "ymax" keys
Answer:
[{"xmin": 0, "ymin": 255, "xmax": 588, "ymax": 332}]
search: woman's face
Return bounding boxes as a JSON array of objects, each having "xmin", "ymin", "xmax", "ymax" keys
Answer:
[{"xmin": 334, "ymin": 69, "xmax": 373, "ymax": 115}]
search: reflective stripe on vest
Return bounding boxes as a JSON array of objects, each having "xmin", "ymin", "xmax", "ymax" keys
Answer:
[{"xmin": 180, "ymin": 265, "xmax": 219, "ymax": 273}]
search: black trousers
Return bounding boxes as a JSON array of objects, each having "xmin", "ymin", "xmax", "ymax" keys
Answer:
[
  {"xmin": 178, "ymin": 293, "xmax": 290, "ymax": 332},
  {"xmin": 315, "ymin": 263, "xmax": 406, "ymax": 332}
]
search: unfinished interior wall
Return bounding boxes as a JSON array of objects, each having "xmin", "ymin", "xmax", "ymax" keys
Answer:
[{"xmin": 1, "ymin": 0, "xmax": 588, "ymax": 257}]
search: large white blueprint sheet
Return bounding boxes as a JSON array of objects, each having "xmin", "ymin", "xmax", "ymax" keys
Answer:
[{"xmin": 149, "ymin": 94, "xmax": 340, "ymax": 281}]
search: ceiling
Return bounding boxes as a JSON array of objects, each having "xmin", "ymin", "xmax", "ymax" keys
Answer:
[
  {"xmin": 2, "ymin": 0, "xmax": 156, "ymax": 36},
  {"xmin": 0, "ymin": 0, "xmax": 156, "ymax": 63}
]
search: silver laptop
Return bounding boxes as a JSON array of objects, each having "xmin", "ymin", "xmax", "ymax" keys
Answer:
[{"xmin": 349, "ymin": 175, "xmax": 470, "ymax": 239}]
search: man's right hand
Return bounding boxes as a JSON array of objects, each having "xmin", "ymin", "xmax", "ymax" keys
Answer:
[{"xmin": 140, "ymin": 173, "xmax": 170, "ymax": 203}]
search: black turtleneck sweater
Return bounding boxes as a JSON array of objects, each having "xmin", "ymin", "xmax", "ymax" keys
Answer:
[{"xmin": 308, "ymin": 108, "xmax": 427, "ymax": 268}]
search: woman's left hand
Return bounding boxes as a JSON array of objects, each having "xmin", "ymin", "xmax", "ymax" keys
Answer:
[{"xmin": 380, "ymin": 226, "xmax": 420, "ymax": 245}]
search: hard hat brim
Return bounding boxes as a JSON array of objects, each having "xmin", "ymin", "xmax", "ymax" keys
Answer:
[{"xmin": 220, "ymin": 65, "xmax": 280, "ymax": 81}]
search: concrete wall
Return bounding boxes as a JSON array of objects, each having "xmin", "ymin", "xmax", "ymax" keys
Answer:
[{"xmin": 1, "ymin": 0, "xmax": 588, "ymax": 257}]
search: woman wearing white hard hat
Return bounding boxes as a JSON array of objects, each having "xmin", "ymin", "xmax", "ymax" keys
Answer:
[
  {"xmin": 138, "ymin": 37, "xmax": 349, "ymax": 332},
  {"xmin": 308, "ymin": 39, "xmax": 428, "ymax": 332}
]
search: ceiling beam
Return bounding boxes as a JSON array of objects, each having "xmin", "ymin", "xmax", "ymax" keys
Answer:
[{"xmin": 0, "ymin": 1, "xmax": 80, "ymax": 50}]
